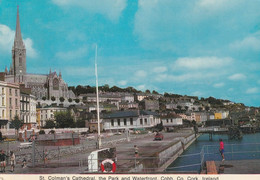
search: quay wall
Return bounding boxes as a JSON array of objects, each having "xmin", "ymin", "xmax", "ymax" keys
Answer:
[{"xmin": 137, "ymin": 133, "xmax": 197, "ymax": 172}]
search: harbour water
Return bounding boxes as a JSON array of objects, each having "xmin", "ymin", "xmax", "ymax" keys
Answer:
[{"xmin": 166, "ymin": 133, "xmax": 260, "ymax": 173}]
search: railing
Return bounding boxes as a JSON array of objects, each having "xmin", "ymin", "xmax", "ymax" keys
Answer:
[{"xmin": 166, "ymin": 143, "xmax": 260, "ymax": 173}]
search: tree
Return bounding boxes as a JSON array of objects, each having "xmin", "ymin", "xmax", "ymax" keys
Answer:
[
  {"xmin": 59, "ymin": 97, "xmax": 65, "ymax": 102},
  {"xmin": 199, "ymin": 107, "xmax": 203, "ymax": 111},
  {"xmin": 68, "ymin": 98, "xmax": 72, "ymax": 102},
  {"xmin": 10, "ymin": 115, "xmax": 23, "ymax": 138},
  {"xmin": 39, "ymin": 130, "xmax": 45, "ymax": 134},
  {"xmin": 75, "ymin": 99, "xmax": 80, "ymax": 103},
  {"xmin": 44, "ymin": 120, "xmax": 56, "ymax": 129},
  {"xmin": 75, "ymin": 119, "xmax": 86, "ymax": 128},
  {"xmin": 145, "ymin": 89, "xmax": 151, "ymax": 94},
  {"xmin": 177, "ymin": 105, "xmax": 182, "ymax": 111},
  {"xmin": 185, "ymin": 106, "xmax": 189, "ymax": 111},
  {"xmin": 205, "ymin": 106, "xmax": 210, "ymax": 111},
  {"xmin": 55, "ymin": 111, "xmax": 75, "ymax": 128},
  {"xmin": 152, "ymin": 90, "xmax": 159, "ymax": 94},
  {"xmin": 42, "ymin": 96, "xmax": 46, "ymax": 101},
  {"xmin": 51, "ymin": 96, "xmax": 56, "ymax": 101}
]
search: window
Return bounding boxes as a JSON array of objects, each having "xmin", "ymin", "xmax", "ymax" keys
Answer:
[
  {"xmin": 10, "ymin": 110, "xmax": 12, "ymax": 119},
  {"xmin": 2, "ymin": 88, "xmax": 4, "ymax": 95},
  {"xmin": 15, "ymin": 90, "xmax": 18, "ymax": 96},
  {"xmin": 9, "ymin": 98, "xmax": 12, "ymax": 106},
  {"xmin": 15, "ymin": 99, "xmax": 18, "ymax": 106},
  {"xmin": 16, "ymin": 110, "xmax": 18, "ymax": 115},
  {"xmin": 2, "ymin": 97, "xmax": 4, "ymax": 106},
  {"xmin": 19, "ymin": 57, "xmax": 22, "ymax": 66},
  {"xmin": 46, "ymin": 115, "xmax": 47, "ymax": 119},
  {"xmin": 130, "ymin": 118, "xmax": 133, "ymax": 125},
  {"xmin": 124, "ymin": 119, "xmax": 127, "ymax": 126},
  {"xmin": 166, "ymin": 119, "xmax": 169, "ymax": 123},
  {"xmin": 145, "ymin": 118, "xmax": 147, "ymax": 125},
  {"xmin": 2, "ymin": 110, "xmax": 4, "ymax": 118},
  {"xmin": 111, "ymin": 119, "xmax": 114, "ymax": 126},
  {"xmin": 171, "ymin": 119, "xmax": 173, "ymax": 123},
  {"xmin": 117, "ymin": 119, "xmax": 120, "ymax": 126},
  {"xmin": 140, "ymin": 118, "xmax": 143, "ymax": 125},
  {"xmin": 9, "ymin": 89, "xmax": 12, "ymax": 95}
]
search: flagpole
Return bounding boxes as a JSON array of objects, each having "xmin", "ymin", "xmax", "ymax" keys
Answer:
[{"xmin": 95, "ymin": 44, "xmax": 101, "ymax": 149}]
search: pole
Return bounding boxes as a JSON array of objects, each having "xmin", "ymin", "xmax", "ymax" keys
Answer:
[{"xmin": 95, "ymin": 44, "xmax": 101, "ymax": 149}]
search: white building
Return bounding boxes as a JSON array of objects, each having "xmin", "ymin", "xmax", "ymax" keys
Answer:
[
  {"xmin": 161, "ymin": 114, "xmax": 183, "ymax": 128},
  {"xmin": 0, "ymin": 81, "xmax": 7, "ymax": 129},
  {"xmin": 103, "ymin": 110, "xmax": 160, "ymax": 131}
]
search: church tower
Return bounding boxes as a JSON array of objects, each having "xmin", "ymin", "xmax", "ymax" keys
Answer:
[{"xmin": 11, "ymin": 6, "xmax": 26, "ymax": 82}]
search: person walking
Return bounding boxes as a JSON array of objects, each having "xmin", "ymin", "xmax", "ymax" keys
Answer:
[
  {"xmin": 134, "ymin": 145, "xmax": 139, "ymax": 158},
  {"xmin": 219, "ymin": 138, "xmax": 225, "ymax": 161},
  {"xmin": 10, "ymin": 151, "xmax": 16, "ymax": 172},
  {"xmin": 0, "ymin": 150, "xmax": 8, "ymax": 172}
]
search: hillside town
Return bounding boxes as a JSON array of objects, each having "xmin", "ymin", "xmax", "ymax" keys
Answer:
[{"xmin": 1, "ymin": 6, "xmax": 260, "ymax": 137}]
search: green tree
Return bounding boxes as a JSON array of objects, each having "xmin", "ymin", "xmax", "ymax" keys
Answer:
[
  {"xmin": 42, "ymin": 96, "xmax": 46, "ymax": 101},
  {"xmin": 185, "ymin": 106, "xmax": 189, "ymax": 111},
  {"xmin": 10, "ymin": 115, "xmax": 23, "ymax": 138},
  {"xmin": 75, "ymin": 99, "xmax": 80, "ymax": 103},
  {"xmin": 44, "ymin": 120, "xmax": 56, "ymax": 129},
  {"xmin": 55, "ymin": 111, "xmax": 75, "ymax": 128},
  {"xmin": 51, "ymin": 96, "xmax": 56, "ymax": 101},
  {"xmin": 68, "ymin": 98, "xmax": 72, "ymax": 102},
  {"xmin": 177, "ymin": 105, "xmax": 182, "ymax": 111},
  {"xmin": 59, "ymin": 97, "xmax": 65, "ymax": 102},
  {"xmin": 152, "ymin": 90, "xmax": 159, "ymax": 94},
  {"xmin": 145, "ymin": 89, "xmax": 151, "ymax": 94},
  {"xmin": 75, "ymin": 119, "xmax": 86, "ymax": 128}
]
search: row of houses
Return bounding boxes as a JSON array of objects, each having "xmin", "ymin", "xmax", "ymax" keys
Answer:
[{"xmin": 0, "ymin": 80, "xmax": 37, "ymax": 129}]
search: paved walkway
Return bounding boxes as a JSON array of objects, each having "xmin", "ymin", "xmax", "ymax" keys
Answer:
[
  {"xmin": 215, "ymin": 159, "xmax": 260, "ymax": 174},
  {"xmin": 0, "ymin": 131, "xmax": 193, "ymax": 174}
]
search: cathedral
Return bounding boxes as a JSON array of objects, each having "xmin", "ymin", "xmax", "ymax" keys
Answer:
[{"xmin": 4, "ymin": 7, "xmax": 75, "ymax": 100}]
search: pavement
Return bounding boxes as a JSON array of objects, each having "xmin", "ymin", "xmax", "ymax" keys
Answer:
[
  {"xmin": 215, "ymin": 159, "xmax": 260, "ymax": 174},
  {"xmin": 0, "ymin": 130, "xmax": 194, "ymax": 174}
]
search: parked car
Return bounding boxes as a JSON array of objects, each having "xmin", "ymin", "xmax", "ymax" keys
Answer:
[{"xmin": 154, "ymin": 133, "xmax": 164, "ymax": 141}]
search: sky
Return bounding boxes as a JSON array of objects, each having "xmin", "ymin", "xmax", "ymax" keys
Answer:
[{"xmin": 0, "ymin": 0, "xmax": 260, "ymax": 107}]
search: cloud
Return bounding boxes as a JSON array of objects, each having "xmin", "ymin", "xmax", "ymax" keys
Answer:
[
  {"xmin": 118, "ymin": 80, "xmax": 127, "ymax": 86},
  {"xmin": 174, "ymin": 57, "xmax": 233, "ymax": 70},
  {"xmin": 135, "ymin": 70, "xmax": 147, "ymax": 78},
  {"xmin": 153, "ymin": 66, "xmax": 167, "ymax": 73},
  {"xmin": 0, "ymin": 24, "xmax": 37, "ymax": 58},
  {"xmin": 134, "ymin": 0, "xmax": 260, "ymax": 55},
  {"xmin": 228, "ymin": 73, "xmax": 246, "ymax": 81},
  {"xmin": 137, "ymin": 84, "xmax": 146, "ymax": 91},
  {"xmin": 52, "ymin": 0, "xmax": 127, "ymax": 22},
  {"xmin": 246, "ymin": 87, "xmax": 258, "ymax": 94},
  {"xmin": 213, "ymin": 83, "xmax": 225, "ymax": 88},
  {"xmin": 191, "ymin": 91, "xmax": 203, "ymax": 97},
  {"xmin": 230, "ymin": 35, "xmax": 260, "ymax": 51},
  {"xmin": 55, "ymin": 46, "xmax": 88, "ymax": 60}
]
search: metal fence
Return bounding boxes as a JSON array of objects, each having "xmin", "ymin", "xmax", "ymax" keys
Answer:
[{"xmin": 166, "ymin": 143, "xmax": 260, "ymax": 173}]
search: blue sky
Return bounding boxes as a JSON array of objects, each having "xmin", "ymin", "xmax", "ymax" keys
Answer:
[{"xmin": 0, "ymin": 0, "xmax": 260, "ymax": 107}]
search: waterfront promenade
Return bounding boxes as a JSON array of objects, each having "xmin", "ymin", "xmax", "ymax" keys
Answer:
[
  {"xmin": 215, "ymin": 159, "xmax": 260, "ymax": 174},
  {"xmin": 0, "ymin": 130, "xmax": 195, "ymax": 174}
]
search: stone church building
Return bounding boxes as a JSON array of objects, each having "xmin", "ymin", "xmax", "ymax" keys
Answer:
[{"xmin": 3, "ymin": 7, "xmax": 75, "ymax": 100}]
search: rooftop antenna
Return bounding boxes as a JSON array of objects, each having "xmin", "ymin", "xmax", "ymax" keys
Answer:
[{"xmin": 95, "ymin": 44, "xmax": 101, "ymax": 149}]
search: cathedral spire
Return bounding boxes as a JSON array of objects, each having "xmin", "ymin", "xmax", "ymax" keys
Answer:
[{"xmin": 14, "ymin": 5, "xmax": 24, "ymax": 48}]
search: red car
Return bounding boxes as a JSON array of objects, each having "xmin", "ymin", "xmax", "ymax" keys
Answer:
[{"xmin": 154, "ymin": 133, "xmax": 164, "ymax": 141}]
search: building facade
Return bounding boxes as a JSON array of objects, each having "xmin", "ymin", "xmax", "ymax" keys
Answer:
[
  {"xmin": 39, "ymin": 106, "xmax": 67, "ymax": 127},
  {"xmin": 103, "ymin": 110, "xmax": 160, "ymax": 131},
  {"xmin": 0, "ymin": 81, "xmax": 7, "ymax": 129}
]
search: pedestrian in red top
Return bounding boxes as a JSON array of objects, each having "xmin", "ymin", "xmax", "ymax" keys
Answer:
[{"xmin": 219, "ymin": 138, "xmax": 225, "ymax": 161}]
